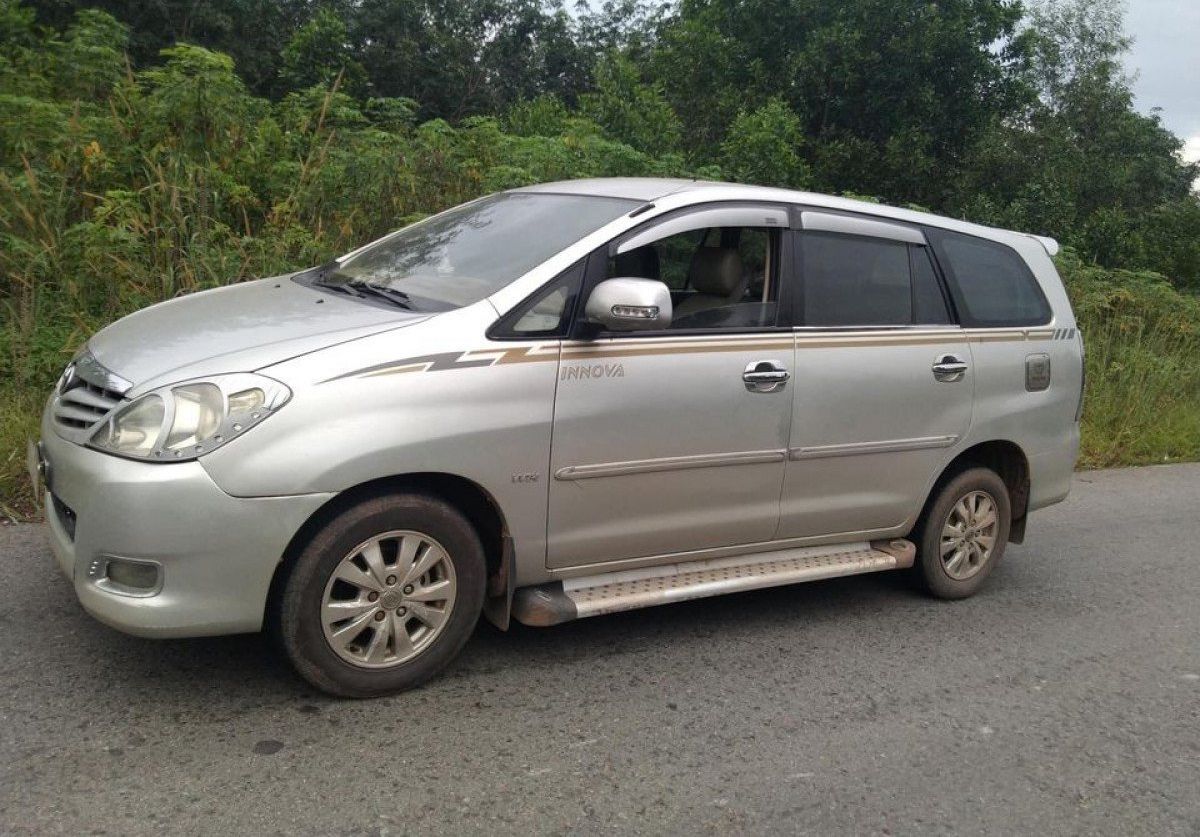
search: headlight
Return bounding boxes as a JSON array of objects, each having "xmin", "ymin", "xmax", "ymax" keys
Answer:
[{"xmin": 89, "ymin": 373, "xmax": 291, "ymax": 461}]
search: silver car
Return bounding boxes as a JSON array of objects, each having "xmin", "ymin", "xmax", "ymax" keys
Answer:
[{"xmin": 31, "ymin": 178, "xmax": 1083, "ymax": 696}]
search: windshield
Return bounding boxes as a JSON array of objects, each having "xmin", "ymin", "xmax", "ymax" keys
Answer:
[{"xmin": 321, "ymin": 192, "xmax": 639, "ymax": 310}]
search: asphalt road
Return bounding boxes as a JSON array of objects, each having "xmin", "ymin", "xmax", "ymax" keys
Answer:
[{"xmin": 1, "ymin": 465, "xmax": 1199, "ymax": 836}]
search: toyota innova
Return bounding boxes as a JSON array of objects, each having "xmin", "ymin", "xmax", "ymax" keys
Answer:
[{"xmin": 31, "ymin": 178, "xmax": 1083, "ymax": 696}]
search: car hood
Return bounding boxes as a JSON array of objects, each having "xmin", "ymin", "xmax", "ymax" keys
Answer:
[{"xmin": 88, "ymin": 276, "xmax": 427, "ymax": 394}]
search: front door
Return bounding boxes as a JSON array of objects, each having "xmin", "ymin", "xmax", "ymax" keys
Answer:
[
  {"xmin": 777, "ymin": 212, "xmax": 974, "ymax": 539},
  {"xmin": 546, "ymin": 205, "xmax": 795, "ymax": 568}
]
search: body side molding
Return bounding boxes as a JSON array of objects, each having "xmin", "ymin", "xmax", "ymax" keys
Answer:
[
  {"xmin": 554, "ymin": 449, "xmax": 787, "ymax": 481},
  {"xmin": 789, "ymin": 435, "xmax": 959, "ymax": 461}
]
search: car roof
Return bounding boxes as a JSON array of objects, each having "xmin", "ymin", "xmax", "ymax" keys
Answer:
[
  {"xmin": 513, "ymin": 177, "xmax": 722, "ymax": 202},
  {"xmin": 511, "ymin": 177, "xmax": 1059, "ymax": 256}
]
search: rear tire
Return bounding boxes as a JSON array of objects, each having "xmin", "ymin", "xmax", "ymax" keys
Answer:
[
  {"xmin": 276, "ymin": 492, "xmax": 485, "ymax": 698},
  {"xmin": 914, "ymin": 467, "xmax": 1011, "ymax": 599}
]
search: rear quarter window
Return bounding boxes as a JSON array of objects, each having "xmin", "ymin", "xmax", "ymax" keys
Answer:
[{"xmin": 928, "ymin": 229, "xmax": 1051, "ymax": 327}]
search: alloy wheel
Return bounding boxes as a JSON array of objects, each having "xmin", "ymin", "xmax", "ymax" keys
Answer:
[
  {"xmin": 939, "ymin": 490, "xmax": 999, "ymax": 581},
  {"xmin": 320, "ymin": 530, "xmax": 457, "ymax": 668}
]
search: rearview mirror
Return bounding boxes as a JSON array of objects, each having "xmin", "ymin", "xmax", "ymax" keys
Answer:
[{"xmin": 584, "ymin": 278, "xmax": 673, "ymax": 332}]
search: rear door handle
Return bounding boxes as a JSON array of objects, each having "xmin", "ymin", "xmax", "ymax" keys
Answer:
[
  {"xmin": 744, "ymin": 359, "xmax": 790, "ymax": 392},
  {"xmin": 932, "ymin": 354, "xmax": 969, "ymax": 382}
]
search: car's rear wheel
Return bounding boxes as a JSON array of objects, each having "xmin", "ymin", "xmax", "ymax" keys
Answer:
[
  {"xmin": 914, "ymin": 467, "xmax": 1011, "ymax": 599},
  {"xmin": 277, "ymin": 492, "xmax": 485, "ymax": 697}
]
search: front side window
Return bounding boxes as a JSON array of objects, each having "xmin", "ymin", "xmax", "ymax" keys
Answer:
[
  {"xmin": 927, "ymin": 229, "xmax": 1050, "ymax": 327},
  {"xmin": 321, "ymin": 193, "xmax": 637, "ymax": 311},
  {"xmin": 800, "ymin": 232, "xmax": 953, "ymax": 327},
  {"xmin": 607, "ymin": 225, "xmax": 781, "ymax": 331}
]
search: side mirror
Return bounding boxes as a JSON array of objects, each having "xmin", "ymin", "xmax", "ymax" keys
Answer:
[{"xmin": 584, "ymin": 278, "xmax": 673, "ymax": 332}]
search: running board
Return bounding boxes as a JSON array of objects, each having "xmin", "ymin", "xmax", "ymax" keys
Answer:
[{"xmin": 512, "ymin": 539, "xmax": 915, "ymax": 627}]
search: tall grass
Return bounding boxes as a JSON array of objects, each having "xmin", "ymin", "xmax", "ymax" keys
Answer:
[{"xmin": 1062, "ymin": 251, "xmax": 1200, "ymax": 467}]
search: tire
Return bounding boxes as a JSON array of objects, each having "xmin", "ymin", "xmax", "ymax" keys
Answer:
[
  {"xmin": 914, "ymin": 467, "xmax": 1011, "ymax": 599},
  {"xmin": 277, "ymin": 492, "xmax": 486, "ymax": 697}
]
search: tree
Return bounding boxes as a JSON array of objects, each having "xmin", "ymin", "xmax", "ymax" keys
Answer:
[
  {"xmin": 578, "ymin": 52, "xmax": 681, "ymax": 153},
  {"xmin": 1025, "ymin": 0, "xmax": 1128, "ymax": 110},
  {"xmin": 52, "ymin": 8, "xmax": 128, "ymax": 100},
  {"xmin": 947, "ymin": 0, "xmax": 1200, "ymax": 286},
  {"xmin": 575, "ymin": 0, "xmax": 664, "ymax": 64},
  {"xmin": 720, "ymin": 98, "xmax": 809, "ymax": 188},
  {"xmin": 348, "ymin": 0, "xmax": 588, "ymax": 119},
  {"xmin": 140, "ymin": 44, "xmax": 255, "ymax": 157},
  {"xmin": 477, "ymin": 0, "xmax": 588, "ymax": 107},
  {"xmin": 650, "ymin": 0, "xmax": 1034, "ymax": 203},
  {"xmin": 278, "ymin": 8, "xmax": 367, "ymax": 97},
  {"xmin": 25, "ymin": 0, "xmax": 312, "ymax": 94}
]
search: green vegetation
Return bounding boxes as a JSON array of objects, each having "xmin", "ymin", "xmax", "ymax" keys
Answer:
[
  {"xmin": 2, "ymin": 0, "xmax": 1199, "ymax": 516},
  {"xmin": 1060, "ymin": 251, "xmax": 1200, "ymax": 468}
]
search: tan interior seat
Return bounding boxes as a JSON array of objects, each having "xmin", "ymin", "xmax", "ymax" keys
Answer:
[{"xmin": 674, "ymin": 247, "xmax": 746, "ymax": 319}]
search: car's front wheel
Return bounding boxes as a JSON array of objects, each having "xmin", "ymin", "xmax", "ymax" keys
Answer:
[
  {"xmin": 914, "ymin": 467, "xmax": 1011, "ymax": 599},
  {"xmin": 276, "ymin": 492, "xmax": 485, "ymax": 697}
]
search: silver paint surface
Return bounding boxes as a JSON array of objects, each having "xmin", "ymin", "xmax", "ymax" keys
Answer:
[
  {"xmin": 88, "ymin": 275, "xmax": 424, "ymax": 395},
  {"xmin": 36, "ymin": 178, "xmax": 1082, "ymax": 637}
]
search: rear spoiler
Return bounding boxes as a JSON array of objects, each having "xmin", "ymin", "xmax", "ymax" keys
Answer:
[{"xmin": 1027, "ymin": 234, "xmax": 1060, "ymax": 257}]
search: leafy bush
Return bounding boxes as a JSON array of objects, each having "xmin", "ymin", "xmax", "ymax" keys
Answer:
[
  {"xmin": 1, "ymin": 3, "xmax": 1198, "ymax": 518},
  {"xmin": 720, "ymin": 98, "xmax": 810, "ymax": 189},
  {"xmin": 0, "ymin": 10, "xmax": 712, "ymax": 515}
]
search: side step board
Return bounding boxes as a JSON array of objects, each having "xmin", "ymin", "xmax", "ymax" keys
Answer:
[{"xmin": 512, "ymin": 539, "xmax": 915, "ymax": 627}]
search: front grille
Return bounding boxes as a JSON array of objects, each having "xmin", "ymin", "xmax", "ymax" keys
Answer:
[
  {"xmin": 51, "ymin": 351, "xmax": 132, "ymax": 435},
  {"xmin": 53, "ymin": 381, "xmax": 124, "ymax": 429}
]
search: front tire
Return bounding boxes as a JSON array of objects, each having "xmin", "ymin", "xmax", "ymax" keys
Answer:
[
  {"xmin": 914, "ymin": 467, "xmax": 1011, "ymax": 599},
  {"xmin": 277, "ymin": 492, "xmax": 486, "ymax": 697}
]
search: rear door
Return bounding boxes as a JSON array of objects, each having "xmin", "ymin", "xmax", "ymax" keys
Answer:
[
  {"xmin": 777, "ymin": 211, "xmax": 974, "ymax": 539},
  {"xmin": 546, "ymin": 204, "xmax": 796, "ymax": 568}
]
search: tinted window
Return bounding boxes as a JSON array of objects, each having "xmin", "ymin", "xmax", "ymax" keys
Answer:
[
  {"xmin": 323, "ymin": 193, "xmax": 637, "ymax": 311},
  {"xmin": 930, "ymin": 229, "xmax": 1050, "ymax": 327},
  {"xmin": 802, "ymin": 233, "xmax": 911, "ymax": 326},
  {"xmin": 911, "ymin": 246, "xmax": 953, "ymax": 325}
]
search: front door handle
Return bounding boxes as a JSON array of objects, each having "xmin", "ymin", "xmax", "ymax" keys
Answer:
[
  {"xmin": 744, "ymin": 359, "xmax": 790, "ymax": 392},
  {"xmin": 932, "ymin": 354, "xmax": 969, "ymax": 382}
]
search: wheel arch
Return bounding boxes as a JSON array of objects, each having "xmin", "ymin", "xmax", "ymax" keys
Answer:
[
  {"xmin": 265, "ymin": 472, "xmax": 514, "ymax": 633},
  {"xmin": 921, "ymin": 440, "xmax": 1032, "ymax": 544}
]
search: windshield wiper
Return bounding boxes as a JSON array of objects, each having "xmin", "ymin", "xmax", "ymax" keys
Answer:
[
  {"xmin": 344, "ymin": 280, "xmax": 415, "ymax": 310},
  {"xmin": 308, "ymin": 266, "xmax": 418, "ymax": 311}
]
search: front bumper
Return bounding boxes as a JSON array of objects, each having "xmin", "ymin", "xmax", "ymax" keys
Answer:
[{"xmin": 37, "ymin": 408, "xmax": 333, "ymax": 638}]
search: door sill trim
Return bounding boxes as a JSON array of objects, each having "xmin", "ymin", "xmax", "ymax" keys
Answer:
[{"xmin": 515, "ymin": 539, "xmax": 915, "ymax": 626}]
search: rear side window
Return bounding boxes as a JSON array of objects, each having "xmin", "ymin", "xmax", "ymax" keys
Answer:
[
  {"xmin": 928, "ymin": 229, "xmax": 1050, "ymax": 327},
  {"xmin": 799, "ymin": 233, "xmax": 951, "ymax": 327}
]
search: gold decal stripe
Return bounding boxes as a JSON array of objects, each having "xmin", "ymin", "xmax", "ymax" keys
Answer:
[
  {"xmin": 494, "ymin": 346, "xmax": 561, "ymax": 364},
  {"xmin": 328, "ymin": 327, "xmax": 1058, "ymax": 381},
  {"xmin": 561, "ymin": 340, "xmax": 793, "ymax": 361},
  {"xmin": 360, "ymin": 364, "xmax": 427, "ymax": 378}
]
